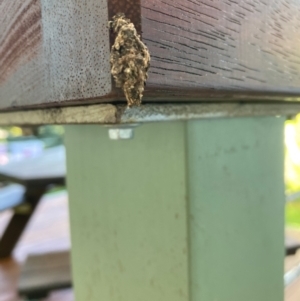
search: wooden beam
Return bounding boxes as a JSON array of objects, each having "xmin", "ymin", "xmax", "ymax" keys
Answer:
[
  {"xmin": 0, "ymin": 103, "xmax": 299, "ymax": 125},
  {"xmin": 0, "ymin": 104, "xmax": 117, "ymax": 125},
  {"xmin": 1, "ymin": 0, "xmax": 300, "ymax": 110}
]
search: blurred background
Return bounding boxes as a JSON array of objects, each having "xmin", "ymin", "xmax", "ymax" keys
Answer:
[
  {"xmin": 285, "ymin": 116, "xmax": 300, "ymax": 301},
  {"xmin": 0, "ymin": 120, "xmax": 300, "ymax": 301},
  {"xmin": 285, "ymin": 116, "xmax": 300, "ymax": 229}
]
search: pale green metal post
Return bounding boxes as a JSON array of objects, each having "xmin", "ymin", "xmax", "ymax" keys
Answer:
[{"xmin": 65, "ymin": 116, "xmax": 285, "ymax": 301}]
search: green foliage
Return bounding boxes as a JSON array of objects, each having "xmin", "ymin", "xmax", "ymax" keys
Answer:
[
  {"xmin": 37, "ymin": 125, "xmax": 64, "ymax": 148},
  {"xmin": 285, "ymin": 116, "xmax": 300, "ymax": 193},
  {"xmin": 285, "ymin": 115, "xmax": 300, "ymax": 227},
  {"xmin": 286, "ymin": 199, "xmax": 300, "ymax": 227},
  {"xmin": 38, "ymin": 125, "xmax": 64, "ymax": 137}
]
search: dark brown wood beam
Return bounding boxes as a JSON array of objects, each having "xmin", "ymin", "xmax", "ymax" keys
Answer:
[{"xmin": 1, "ymin": 0, "xmax": 300, "ymax": 111}]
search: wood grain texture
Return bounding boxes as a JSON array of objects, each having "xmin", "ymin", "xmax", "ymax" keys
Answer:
[
  {"xmin": 0, "ymin": 0, "xmax": 47, "ymax": 108},
  {"xmin": 0, "ymin": 0, "xmax": 42, "ymax": 84},
  {"xmin": 142, "ymin": 0, "xmax": 300, "ymax": 93},
  {"xmin": 0, "ymin": 0, "xmax": 112, "ymax": 110},
  {"xmin": 1, "ymin": 0, "xmax": 300, "ymax": 111}
]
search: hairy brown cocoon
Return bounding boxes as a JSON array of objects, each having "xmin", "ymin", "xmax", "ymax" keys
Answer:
[{"xmin": 109, "ymin": 13, "xmax": 150, "ymax": 107}]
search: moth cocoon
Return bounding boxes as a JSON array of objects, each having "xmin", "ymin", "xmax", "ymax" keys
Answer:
[{"xmin": 109, "ymin": 13, "xmax": 150, "ymax": 107}]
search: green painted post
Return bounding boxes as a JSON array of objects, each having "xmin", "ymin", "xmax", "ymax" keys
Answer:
[
  {"xmin": 187, "ymin": 117, "xmax": 285, "ymax": 301},
  {"xmin": 65, "ymin": 116, "xmax": 285, "ymax": 301}
]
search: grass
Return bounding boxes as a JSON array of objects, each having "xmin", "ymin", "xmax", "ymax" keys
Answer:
[
  {"xmin": 286, "ymin": 199, "xmax": 300, "ymax": 228},
  {"xmin": 45, "ymin": 186, "xmax": 66, "ymax": 196}
]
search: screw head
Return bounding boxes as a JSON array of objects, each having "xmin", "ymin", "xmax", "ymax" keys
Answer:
[{"xmin": 108, "ymin": 128, "xmax": 134, "ymax": 140}]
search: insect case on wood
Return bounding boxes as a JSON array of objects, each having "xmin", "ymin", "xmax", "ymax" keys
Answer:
[{"xmin": 109, "ymin": 14, "xmax": 150, "ymax": 107}]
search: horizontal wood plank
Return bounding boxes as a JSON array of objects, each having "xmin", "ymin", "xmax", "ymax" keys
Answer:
[
  {"xmin": 0, "ymin": 103, "xmax": 299, "ymax": 125},
  {"xmin": 142, "ymin": 0, "xmax": 300, "ymax": 93},
  {"xmin": 1, "ymin": 0, "xmax": 300, "ymax": 110},
  {"xmin": 18, "ymin": 251, "xmax": 72, "ymax": 298}
]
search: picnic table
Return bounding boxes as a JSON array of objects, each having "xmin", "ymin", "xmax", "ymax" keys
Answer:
[
  {"xmin": 0, "ymin": 145, "xmax": 72, "ymax": 298},
  {"xmin": 0, "ymin": 145, "xmax": 65, "ymax": 258}
]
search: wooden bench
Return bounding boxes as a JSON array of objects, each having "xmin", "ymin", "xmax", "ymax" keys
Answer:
[{"xmin": 18, "ymin": 251, "xmax": 72, "ymax": 299}]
